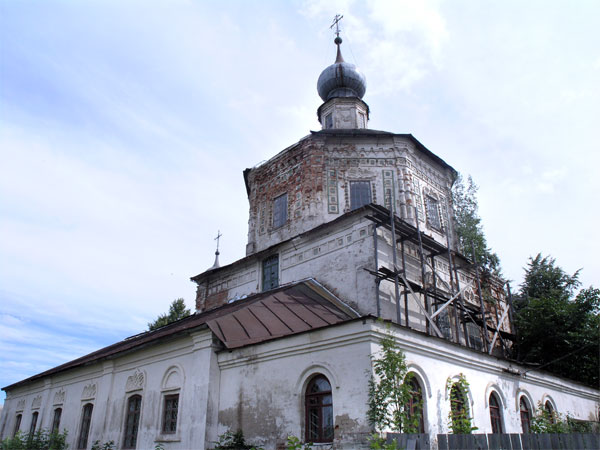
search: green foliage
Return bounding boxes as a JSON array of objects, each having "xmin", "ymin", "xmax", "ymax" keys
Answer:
[
  {"xmin": 91, "ymin": 441, "xmax": 115, "ymax": 450},
  {"xmin": 285, "ymin": 435, "xmax": 313, "ymax": 450},
  {"xmin": 367, "ymin": 331, "xmax": 422, "ymax": 433},
  {"xmin": 148, "ymin": 298, "xmax": 191, "ymax": 331},
  {"xmin": 527, "ymin": 401, "xmax": 593, "ymax": 433},
  {"xmin": 514, "ymin": 254, "xmax": 599, "ymax": 386},
  {"xmin": 368, "ymin": 433, "xmax": 397, "ymax": 450},
  {"xmin": 446, "ymin": 374, "xmax": 477, "ymax": 434},
  {"xmin": 211, "ymin": 430, "xmax": 264, "ymax": 450},
  {"xmin": 451, "ymin": 174, "xmax": 501, "ymax": 275},
  {"xmin": 1, "ymin": 429, "xmax": 68, "ymax": 450}
]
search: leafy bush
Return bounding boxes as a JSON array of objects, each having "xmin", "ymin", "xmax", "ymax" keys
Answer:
[{"xmin": 1, "ymin": 429, "xmax": 68, "ymax": 450}]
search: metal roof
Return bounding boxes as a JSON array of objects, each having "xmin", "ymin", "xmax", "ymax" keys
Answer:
[{"xmin": 3, "ymin": 279, "xmax": 357, "ymax": 391}]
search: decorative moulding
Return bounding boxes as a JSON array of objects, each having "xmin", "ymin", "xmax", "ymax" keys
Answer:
[
  {"xmin": 54, "ymin": 389, "xmax": 66, "ymax": 405},
  {"xmin": 81, "ymin": 383, "xmax": 97, "ymax": 400},
  {"xmin": 125, "ymin": 369, "xmax": 145, "ymax": 392},
  {"xmin": 16, "ymin": 399, "xmax": 26, "ymax": 412},
  {"xmin": 32, "ymin": 395, "xmax": 42, "ymax": 409}
]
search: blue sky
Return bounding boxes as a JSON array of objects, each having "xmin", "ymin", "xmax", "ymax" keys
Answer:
[{"xmin": 1, "ymin": 0, "xmax": 598, "ymax": 404}]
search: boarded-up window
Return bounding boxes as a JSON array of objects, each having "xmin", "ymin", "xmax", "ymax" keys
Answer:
[
  {"xmin": 425, "ymin": 196, "xmax": 442, "ymax": 230},
  {"xmin": 123, "ymin": 395, "xmax": 142, "ymax": 448},
  {"xmin": 162, "ymin": 394, "xmax": 179, "ymax": 434},
  {"xmin": 77, "ymin": 403, "xmax": 93, "ymax": 449},
  {"xmin": 262, "ymin": 255, "xmax": 279, "ymax": 291},
  {"xmin": 273, "ymin": 193, "xmax": 287, "ymax": 229},
  {"xmin": 350, "ymin": 181, "xmax": 371, "ymax": 210}
]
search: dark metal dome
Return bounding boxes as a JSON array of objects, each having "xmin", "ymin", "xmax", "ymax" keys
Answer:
[{"xmin": 317, "ymin": 38, "xmax": 367, "ymax": 102}]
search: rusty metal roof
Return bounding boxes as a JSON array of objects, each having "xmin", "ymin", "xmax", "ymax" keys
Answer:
[{"xmin": 3, "ymin": 279, "xmax": 358, "ymax": 391}]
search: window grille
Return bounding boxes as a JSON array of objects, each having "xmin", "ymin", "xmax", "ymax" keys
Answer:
[
  {"xmin": 123, "ymin": 395, "xmax": 142, "ymax": 448},
  {"xmin": 162, "ymin": 394, "xmax": 179, "ymax": 434},
  {"xmin": 407, "ymin": 376, "xmax": 425, "ymax": 433},
  {"xmin": 350, "ymin": 181, "xmax": 371, "ymax": 210},
  {"xmin": 425, "ymin": 196, "xmax": 442, "ymax": 230},
  {"xmin": 305, "ymin": 375, "xmax": 333, "ymax": 443}
]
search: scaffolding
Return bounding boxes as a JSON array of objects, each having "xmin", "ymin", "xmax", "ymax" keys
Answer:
[{"xmin": 365, "ymin": 204, "xmax": 515, "ymax": 358}]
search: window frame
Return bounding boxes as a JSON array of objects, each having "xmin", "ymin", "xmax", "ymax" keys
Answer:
[
  {"xmin": 489, "ymin": 392, "xmax": 503, "ymax": 434},
  {"xmin": 407, "ymin": 375, "xmax": 425, "ymax": 433},
  {"xmin": 123, "ymin": 394, "xmax": 142, "ymax": 449},
  {"xmin": 425, "ymin": 195, "xmax": 443, "ymax": 231},
  {"xmin": 305, "ymin": 375, "xmax": 334, "ymax": 444},
  {"xmin": 77, "ymin": 403, "xmax": 94, "ymax": 449},
  {"xmin": 519, "ymin": 397, "xmax": 531, "ymax": 433},
  {"xmin": 13, "ymin": 414, "xmax": 22, "ymax": 437},
  {"xmin": 52, "ymin": 407, "xmax": 62, "ymax": 433},
  {"xmin": 262, "ymin": 254, "xmax": 279, "ymax": 291},
  {"xmin": 349, "ymin": 180, "xmax": 372, "ymax": 211},
  {"xmin": 29, "ymin": 411, "xmax": 39, "ymax": 435},
  {"xmin": 161, "ymin": 393, "xmax": 179, "ymax": 435},
  {"xmin": 272, "ymin": 193, "xmax": 288, "ymax": 229}
]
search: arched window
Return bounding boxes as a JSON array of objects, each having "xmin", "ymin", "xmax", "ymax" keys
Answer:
[
  {"xmin": 13, "ymin": 414, "xmax": 22, "ymax": 437},
  {"xmin": 123, "ymin": 395, "xmax": 142, "ymax": 448},
  {"xmin": 449, "ymin": 382, "xmax": 469, "ymax": 433},
  {"xmin": 544, "ymin": 400, "xmax": 555, "ymax": 424},
  {"xmin": 489, "ymin": 392, "xmax": 503, "ymax": 434},
  {"xmin": 52, "ymin": 408, "xmax": 62, "ymax": 433},
  {"xmin": 305, "ymin": 375, "xmax": 333, "ymax": 443},
  {"xmin": 77, "ymin": 403, "xmax": 93, "ymax": 449},
  {"xmin": 407, "ymin": 375, "xmax": 425, "ymax": 433},
  {"xmin": 519, "ymin": 397, "xmax": 531, "ymax": 433},
  {"xmin": 29, "ymin": 411, "xmax": 38, "ymax": 435}
]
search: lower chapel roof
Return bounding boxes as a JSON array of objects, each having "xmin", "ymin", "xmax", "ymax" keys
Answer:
[{"xmin": 3, "ymin": 279, "xmax": 358, "ymax": 391}]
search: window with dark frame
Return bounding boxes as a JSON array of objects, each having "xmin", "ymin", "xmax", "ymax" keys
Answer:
[
  {"xmin": 544, "ymin": 400, "xmax": 555, "ymax": 424},
  {"xmin": 52, "ymin": 408, "xmax": 62, "ymax": 433},
  {"xmin": 466, "ymin": 321, "xmax": 483, "ymax": 351},
  {"xmin": 77, "ymin": 403, "xmax": 93, "ymax": 449},
  {"xmin": 450, "ymin": 383, "xmax": 468, "ymax": 431},
  {"xmin": 425, "ymin": 196, "xmax": 442, "ymax": 230},
  {"xmin": 29, "ymin": 411, "xmax": 38, "ymax": 435},
  {"xmin": 162, "ymin": 394, "xmax": 179, "ymax": 434},
  {"xmin": 489, "ymin": 392, "xmax": 503, "ymax": 434},
  {"xmin": 273, "ymin": 193, "xmax": 288, "ymax": 229},
  {"xmin": 123, "ymin": 395, "xmax": 142, "ymax": 448},
  {"xmin": 407, "ymin": 376, "xmax": 425, "ymax": 433},
  {"xmin": 13, "ymin": 414, "xmax": 22, "ymax": 437},
  {"xmin": 350, "ymin": 181, "xmax": 371, "ymax": 210},
  {"xmin": 305, "ymin": 375, "xmax": 333, "ymax": 443},
  {"xmin": 262, "ymin": 254, "xmax": 279, "ymax": 291},
  {"xmin": 520, "ymin": 397, "xmax": 531, "ymax": 433}
]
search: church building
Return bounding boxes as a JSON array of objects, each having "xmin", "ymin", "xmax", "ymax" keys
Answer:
[{"xmin": 1, "ymin": 29, "xmax": 598, "ymax": 450}]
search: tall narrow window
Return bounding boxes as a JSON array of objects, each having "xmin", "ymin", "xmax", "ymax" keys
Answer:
[
  {"xmin": 425, "ymin": 196, "xmax": 442, "ymax": 230},
  {"xmin": 162, "ymin": 394, "xmax": 179, "ymax": 434},
  {"xmin": 262, "ymin": 255, "xmax": 279, "ymax": 291},
  {"xmin": 273, "ymin": 193, "xmax": 288, "ymax": 229},
  {"xmin": 449, "ymin": 383, "xmax": 469, "ymax": 432},
  {"xmin": 466, "ymin": 322, "xmax": 483, "ymax": 351},
  {"xmin": 305, "ymin": 375, "xmax": 333, "ymax": 443},
  {"xmin": 350, "ymin": 181, "xmax": 371, "ymax": 210},
  {"xmin": 407, "ymin": 376, "xmax": 425, "ymax": 433},
  {"xmin": 123, "ymin": 395, "xmax": 142, "ymax": 448},
  {"xmin": 29, "ymin": 411, "xmax": 38, "ymax": 435},
  {"xmin": 52, "ymin": 408, "xmax": 62, "ymax": 433},
  {"xmin": 489, "ymin": 392, "xmax": 503, "ymax": 434},
  {"xmin": 325, "ymin": 113, "xmax": 333, "ymax": 129},
  {"xmin": 520, "ymin": 397, "xmax": 531, "ymax": 433},
  {"xmin": 13, "ymin": 414, "xmax": 22, "ymax": 437},
  {"xmin": 436, "ymin": 309, "xmax": 452, "ymax": 340},
  {"xmin": 544, "ymin": 400, "xmax": 555, "ymax": 424},
  {"xmin": 77, "ymin": 403, "xmax": 93, "ymax": 449}
]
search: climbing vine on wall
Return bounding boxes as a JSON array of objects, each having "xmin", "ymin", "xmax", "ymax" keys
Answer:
[{"xmin": 446, "ymin": 374, "xmax": 477, "ymax": 434}]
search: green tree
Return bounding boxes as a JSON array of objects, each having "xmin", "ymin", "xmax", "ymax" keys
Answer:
[
  {"xmin": 514, "ymin": 254, "xmax": 599, "ymax": 386},
  {"xmin": 148, "ymin": 298, "xmax": 191, "ymax": 331},
  {"xmin": 451, "ymin": 173, "xmax": 501, "ymax": 275},
  {"xmin": 367, "ymin": 332, "xmax": 422, "ymax": 433}
]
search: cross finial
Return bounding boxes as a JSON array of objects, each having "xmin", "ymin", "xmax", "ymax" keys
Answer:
[
  {"xmin": 330, "ymin": 14, "xmax": 343, "ymax": 38},
  {"xmin": 214, "ymin": 230, "xmax": 222, "ymax": 254}
]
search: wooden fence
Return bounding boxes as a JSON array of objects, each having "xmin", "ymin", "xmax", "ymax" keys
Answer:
[{"xmin": 386, "ymin": 433, "xmax": 599, "ymax": 450}]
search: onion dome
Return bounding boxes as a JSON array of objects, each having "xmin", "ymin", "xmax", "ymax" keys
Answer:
[{"xmin": 317, "ymin": 36, "xmax": 367, "ymax": 102}]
